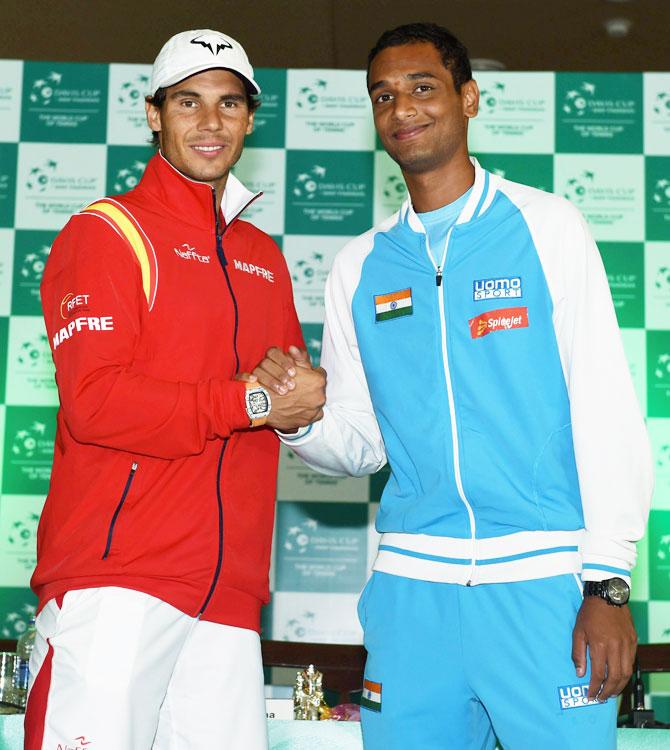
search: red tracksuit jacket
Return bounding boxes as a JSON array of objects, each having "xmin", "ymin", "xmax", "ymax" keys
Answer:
[{"xmin": 33, "ymin": 152, "xmax": 304, "ymax": 631}]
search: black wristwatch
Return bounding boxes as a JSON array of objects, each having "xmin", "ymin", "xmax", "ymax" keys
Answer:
[{"xmin": 583, "ymin": 577, "xmax": 630, "ymax": 607}]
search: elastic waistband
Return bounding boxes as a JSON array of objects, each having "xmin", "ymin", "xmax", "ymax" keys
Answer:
[{"xmin": 373, "ymin": 529, "xmax": 584, "ymax": 585}]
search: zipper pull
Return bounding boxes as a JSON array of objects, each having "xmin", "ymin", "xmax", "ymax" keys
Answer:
[
  {"xmin": 131, "ymin": 462, "xmax": 138, "ymax": 472},
  {"xmin": 436, "ymin": 268, "xmax": 443, "ymax": 286}
]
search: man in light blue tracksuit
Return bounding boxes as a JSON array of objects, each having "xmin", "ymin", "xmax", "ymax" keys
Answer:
[{"xmin": 257, "ymin": 22, "xmax": 653, "ymax": 749}]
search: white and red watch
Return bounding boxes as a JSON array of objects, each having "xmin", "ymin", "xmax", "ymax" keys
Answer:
[{"xmin": 244, "ymin": 382, "xmax": 272, "ymax": 427}]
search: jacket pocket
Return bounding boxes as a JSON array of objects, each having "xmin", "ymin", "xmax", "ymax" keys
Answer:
[
  {"xmin": 102, "ymin": 462, "xmax": 138, "ymax": 559},
  {"xmin": 357, "ymin": 572, "xmax": 377, "ymax": 630}
]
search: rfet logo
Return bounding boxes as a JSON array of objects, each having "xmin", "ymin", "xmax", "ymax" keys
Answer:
[
  {"xmin": 60, "ymin": 293, "xmax": 91, "ymax": 319},
  {"xmin": 469, "ymin": 306, "xmax": 529, "ymax": 339}
]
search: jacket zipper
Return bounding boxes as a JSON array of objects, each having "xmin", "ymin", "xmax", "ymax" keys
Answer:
[
  {"xmin": 102, "ymin": 462, "xmax": 138, "ymax": 559},
  {"xmin": 199, "ymin": 189, "xmax": 257, "ymax": 615},
  {"xmin": 199, "ymin": 437, "xmax": 229, "ymax": 614},
  {"xmin": 424, "ymin": 228, "xmax": 478, "ymax": 584}
]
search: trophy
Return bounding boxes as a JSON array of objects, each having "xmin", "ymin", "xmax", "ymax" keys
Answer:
[{"xmin": 292, "ymin": 664, "xmax": 331, "ymax": 720}]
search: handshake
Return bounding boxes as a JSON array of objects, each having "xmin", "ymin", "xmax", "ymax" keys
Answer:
[{"xmin": 238, "ymin": 345, "xmax": 327, "ymax": 433}]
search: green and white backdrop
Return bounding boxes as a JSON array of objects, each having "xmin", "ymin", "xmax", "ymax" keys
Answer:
[{"xmin": 0, "ymin": 61, "xmax": 670, "ymax": 714}]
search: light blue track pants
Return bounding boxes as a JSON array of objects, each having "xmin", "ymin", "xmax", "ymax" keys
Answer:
[{"xmin": 359, "ymin": 572, "xmax": 616, "ymax": 750}]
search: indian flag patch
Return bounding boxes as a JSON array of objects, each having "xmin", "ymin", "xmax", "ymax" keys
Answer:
[
  {"xmin": 374, "ymin": 288, "xmax": 412, "ymax": 322},
  {"xmin": 361, "ymin": 679, "xmax": 382, "ymax": 712}
]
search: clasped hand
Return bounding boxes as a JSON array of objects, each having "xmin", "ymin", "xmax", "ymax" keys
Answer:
[{"xmin": 238, "ymin": 345, "xmax": 326, "ymax": 432}]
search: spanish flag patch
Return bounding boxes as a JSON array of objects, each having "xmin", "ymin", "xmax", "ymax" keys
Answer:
[
  {"xmin": 361, "ymin": 679, "xmax": 382, "ymax": 711},
  {"xmin": 374, "ymin": 288, "xmax": 412, "ymax": 322}
]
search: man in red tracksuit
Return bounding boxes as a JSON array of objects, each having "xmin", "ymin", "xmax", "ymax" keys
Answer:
[{"xmin": 26, "ymin": 29, "xmax": 325, "ymax": 750}]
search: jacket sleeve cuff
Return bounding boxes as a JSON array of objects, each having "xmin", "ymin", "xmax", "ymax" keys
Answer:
[
  {"xmin": 581, "ymin": 563, "xmax": 631, "ymax": 587},
  {"xmin": 276, "ymin": 424, "xmax": 314, "ymax": 443},
  {"xmin": 580, "ymin": 531, "xmax": 634, "ymax": 586},
  {"xmin": 210, "ymin": 380, "xmax": 250, "ymax": 436}
]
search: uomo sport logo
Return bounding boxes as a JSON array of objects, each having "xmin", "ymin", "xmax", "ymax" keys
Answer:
[{"xmin": 473, "ymin": 276, "xmax": 522, "ymax": 301}]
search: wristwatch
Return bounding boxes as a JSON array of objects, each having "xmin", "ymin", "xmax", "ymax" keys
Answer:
[
  {"xmin": 583, "ymin": 577, "xmax": 630, "ymax": 607},
  {"xmin": 244, "ymin": 383, "xmax": 272, "ymax": 427}
]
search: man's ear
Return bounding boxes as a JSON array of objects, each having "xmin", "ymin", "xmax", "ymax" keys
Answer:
[
  {"xmin": 246, "ymin": 109, "xmax": 255, "ymax": 136},
  {"xmin": 145, "ymin": 99, "xmax": 162, "ymax": 134},
  {"xmin": 462, "ymin": 79, "xmax": 479, "ymax": 119}
]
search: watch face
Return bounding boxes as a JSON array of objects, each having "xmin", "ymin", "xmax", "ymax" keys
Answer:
[
  {"xmin": 607, "ymin": 577, "xmax": 630, "ymax": 605},
  {"xmin": 248, "ymin": 389, "xmax": 269, "ymax": 415}
]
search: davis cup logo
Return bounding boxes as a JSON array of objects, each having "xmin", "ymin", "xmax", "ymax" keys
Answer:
[
  {"xmin": 656, "ymin": 266, "xmax": 670, "ymax": 293},
  {"xmin": 291, "ymin": 252, "xmax": 324, "ymax": 286},
  {"xmin": 17, "ymin": 334, "xmax": 50, "ymax": 368},
  {"xmin": 657, "ymin": 443, "xmax": 670, "ymax": 471},
  {"xmin": 29, "ymin": 71, "xmax": 62, "ymax": 105},
  {"xmin": 653, "ymin": 91, "xmax": 670, "ymax": 118},
  {"xmin": 293, "ymin": 165, "xmax": 326, "ymax": 199},
  {"xmin": 296, "ymin": 79, "xmax": 327, "ymax": 111},
  {"xmin": 382, "ymin": 175, "xmax": 406, "ymax": 207},
  {"xmin": 562, "ymin": 81, "xmax": 596, "ymax": 116},
  {"xmin": 657, "ymin": 534, "xmax": 670, "ymax": 562},
  {"xmin": 7, "ymin": 512, "xmax": 40, "ymax": 549},
  {"xmin": 383, "ymin": 175, "xmax": 405, "ymax": 200},
  {"xmin": 21, "ymin": 245, "xmax": 50, "ymax": 283},
  {"xmin": 117, "ymin": 74, "xmax": 150, "ymax": 107},
  {"xmin": 563, "ymin": 170, "xmax": 594, "ymax": 205},
  {"xmin": 0, "ymin": 605, "xmax": 36, "ymax": 639},
  {"xmin": 284, "ymin": 519, "xmax": 317, "ymax": 554},
  {"xmin": 113, "ymin": 160, "xmax": 147, "ymax": 193},
  {"xmin": 26, "ymin": 160, "xmax": 58, "ymax": 192},
  {"xmin": 653, "ymin": 178, "xmax": 670, "ymax": 208},
  {"xmin": 306, "ymin": 336, "xmax": 322, "ymax": 367},
  {"xmin": 655, "ymin": 352, "xmax": 670, "ymax": 383},
  {"xmin": 479, "ymin": 81, "xmax": 505, "ymax": 115},
  {"xmin": 283, "ymin": 611, "xmax": 316, "ymax": 640},
  {"xmin": 11, "ymin": 421, "xmax": 47, "ymax": 459}
]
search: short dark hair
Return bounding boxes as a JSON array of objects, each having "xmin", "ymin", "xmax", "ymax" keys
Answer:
[
  {"xmin": 145, "ymin": 76, "xmax": 261, "ymax": 147},
  {"xmin": 367, "ymin": 22, "xmax": 472, "ymax": 92}
]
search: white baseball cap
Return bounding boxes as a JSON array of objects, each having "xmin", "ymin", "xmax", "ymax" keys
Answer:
[{"xmin": 150, "ymin": 29, "xmax": 261, "ymax": 96}]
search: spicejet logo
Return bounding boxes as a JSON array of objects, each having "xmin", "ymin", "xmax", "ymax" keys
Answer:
[
  {"xmin": 469, "ymin": 306, "xmax": 529, "ymax": 338},
  {"xmin": 60, "ymin": 293, "xmax": 91, "ymax": 319}
]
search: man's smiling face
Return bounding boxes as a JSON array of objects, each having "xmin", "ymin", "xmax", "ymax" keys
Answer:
[
  {"xmin": 368, "ymin": 42, "xmax": 478, "ymax": 175},
  {"xmin": 146, "ymin": 68, "xmax": 254, "ymax": 192}
]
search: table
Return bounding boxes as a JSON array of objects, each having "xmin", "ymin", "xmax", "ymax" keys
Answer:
[{"xmin": 1, "ymin": 714, "xmax": 668, "ymax": 748}]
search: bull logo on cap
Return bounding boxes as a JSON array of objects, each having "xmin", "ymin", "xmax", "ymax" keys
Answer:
[{"xmin": 190, "ymin": 33, "xmax": 233, "ymax": 55}]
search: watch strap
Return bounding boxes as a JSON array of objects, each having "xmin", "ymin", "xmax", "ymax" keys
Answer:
[
  {"xmin": 583, "ymin": 580, "xmax": 607, "ymax": 599},
  {"xmin": 583, "ymin": 578, "xmax": 629, "ymax": 607}
]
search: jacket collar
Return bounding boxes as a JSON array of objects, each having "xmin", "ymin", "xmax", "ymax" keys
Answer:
[
  {"xmin": 136, "ymin": 151, "xmax": 260, "ymax": 230},
  {"xmin": 400, "ymin": 157, "xmax": 499, "ymax": 233}
]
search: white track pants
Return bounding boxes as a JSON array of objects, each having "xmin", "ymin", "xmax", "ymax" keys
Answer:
[{"xmin": 25, "ymin": 587, "xmax": 268, "ymax": 750}]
